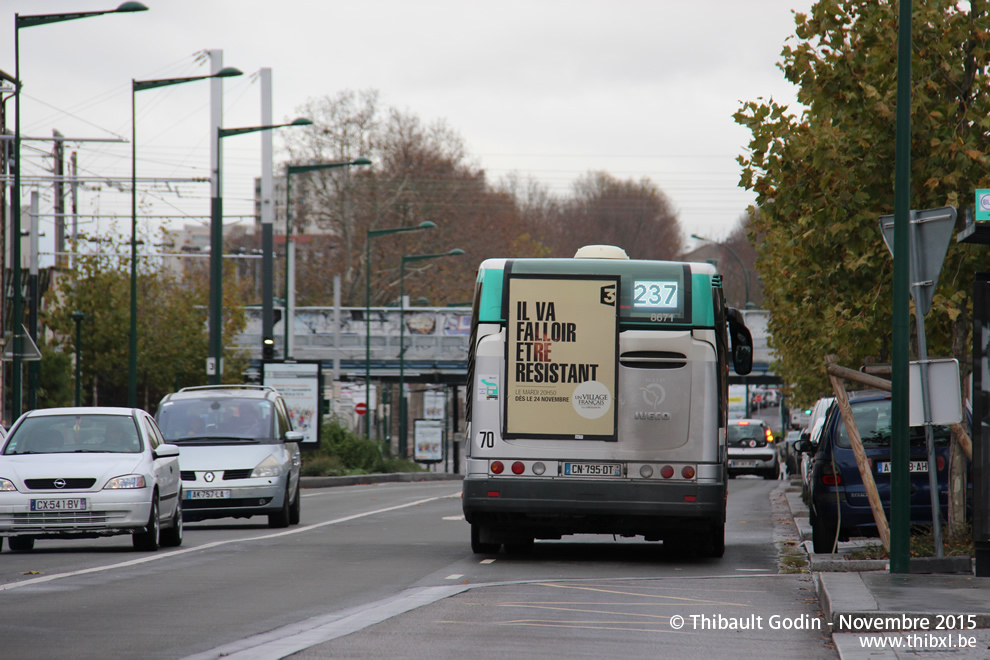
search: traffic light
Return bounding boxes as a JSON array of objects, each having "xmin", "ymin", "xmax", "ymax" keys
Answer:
[{"xmin": 262, "ymin": 337, "xmax": 274, "ymax": 361}]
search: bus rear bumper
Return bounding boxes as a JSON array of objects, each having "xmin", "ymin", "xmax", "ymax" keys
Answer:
[{"xmin": 462, "ymin": 477, "xmax": 725, "ymax": 540}]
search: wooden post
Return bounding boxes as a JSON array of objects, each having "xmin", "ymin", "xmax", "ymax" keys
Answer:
[
  {"xmin": 828, "ymin": 361, "xmax": 971, "ymax": 527},
  {"xmin": 950, "ymin": 423, "xmax": 973, "ymax": 461},
  {"xmin": 825, "ymin": 355, "xmax": 891, "ymax": 552},
  {"xmin": 948, "ymin": 434, "xmax": 967, "ymax": 536}
]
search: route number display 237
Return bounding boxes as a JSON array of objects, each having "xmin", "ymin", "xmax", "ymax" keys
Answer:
[{"xmin": 632, "ymin": 280, "xmax": 678, "ymax": 309}]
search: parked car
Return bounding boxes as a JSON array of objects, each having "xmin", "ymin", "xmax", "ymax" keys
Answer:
[
  {"xmin": 806, "ymin": 390, "xmax": 956, "ymax": 554},
  {"xmin": 779, "ymin": 429, "xmax": 803, "ymax": 476},
  {"xmin": 155, "ymin": 385, "xmax": 302, "ymax": 528},
  {"xmin": 0, "ymin": 407, "xmax": 182, "ymax": 552},
  {"xmin": 799, "ymin": 396, "xmax": 834, "ymax": 492},
  {"xmin": 726, "ymin": 418, "xmax": 778, "ymax": 479}
]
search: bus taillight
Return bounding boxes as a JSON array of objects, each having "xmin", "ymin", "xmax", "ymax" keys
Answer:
[
  {"xmin": 491, "ymin": 461, "xmax": 504, "ymax": 474},
  {"xmin": 512, "ymin": 461, "xmax": 525, "ymax": 475},
  {"xmin": 681, "ymin": 466, "xmax": 696, "ymax": 479},
  {"xmin": 660, "ymin": 465, "xmax": 675, "ymax": 479}
]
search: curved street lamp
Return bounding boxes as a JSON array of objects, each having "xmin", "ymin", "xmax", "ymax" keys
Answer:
[
  {"xmin": 364, "ymin": 221, "xmax": 436, "ymax": 439},
  {"xmin": 209, "ymin": 118, "xmax": 311, "ymax": 384},
  {"xmin": 281, "ymin": 158, "xmax": 372, "ymax": 361},
  {"xmin": 11, "ymin": 2, "xmax": 148, "ymax": 416},
  {"xmin": 71, "ymin": 311, "xmax": 86, "ymax": 407},
  {"xmin": 129, "ymin": 66, "xmax": 242, "ymax": 406},
  {"xmin": 398, "ymin": 248, "xmax": 464, "ymax": 456},
  {"xmin": 691, "ymin": 233, "xmax": 751, "ymax": 307}
]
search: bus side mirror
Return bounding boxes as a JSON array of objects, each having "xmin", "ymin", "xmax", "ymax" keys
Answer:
[{"xmin": 726, "ymin": 307, "xmax": 753, "ymax": 376}]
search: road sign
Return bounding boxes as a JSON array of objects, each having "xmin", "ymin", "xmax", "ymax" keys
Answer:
[
  {"xmin": 355, "ymin": 402, "xmax": 367, "ymax": 416},
  {"xmin": 0, "ymin": 326, "xmax": 42, "ymax": 362},
  {"xmin": 878, "ymin": 206, "xmax": 957, "ymax": 317}
]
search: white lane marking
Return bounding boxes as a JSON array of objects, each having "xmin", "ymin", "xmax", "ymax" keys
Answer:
[
  {"xmin": 734, "ymin": 568, "xmax": 769, "ymax": 572},
  {"xmin": 442, "ymin": 515, "xmax": 464, "ymax": 521},
  {"xmin": 184, "ymin": 574, "xmax": 802, "ymax": 659},
  {"xmin": 0, "ymin": 490, "xmax": 462, "ymax": 593},
  {"xmin": 445, "ymin": 574, "xmax": 464, "ymax": 580},
  {"xmin": 182, "ymin": 584, "xmax": 471, "ymax": 660},
  {"xmin": 480, "ymin": 558, "xmax": 496, "ymax": 564}
]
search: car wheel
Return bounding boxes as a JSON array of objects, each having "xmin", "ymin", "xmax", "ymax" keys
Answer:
[
  {"xmin": 268, "ymin": 484, "xmax": 291, "ymax": 528},
  {"xmin": 289, "ymin": 483, "xmax": 301, "ymax": 526},
  {"xmin": 811, "ymin": 511, "xmax": 838, "ymax": 554},
  {"xmin": 470, "ymin": 523, "xmax": 500, "ymax": 554},
  {"xmin": 8, "ymin": 536, "xmax": 34, "ymax": 552},
  {"xmin": 160, "ymin": 494, "xmax": 183, "ymax": 548},
  {"xmin": 133, "ymin": 495, "xmax": 161, "ymax": 551}
]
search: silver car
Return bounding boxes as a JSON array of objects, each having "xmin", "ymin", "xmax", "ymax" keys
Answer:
[
  {"xmin": 726, "ymin": 418, "xmax": 779, "ymax": 479},
  {"xmin": 0, "ymin": 407, "xmax": 182, "ymax": 552},
  {"xmin": 155, "ymin": 385, "xmax": 302, "ymax": 528}
]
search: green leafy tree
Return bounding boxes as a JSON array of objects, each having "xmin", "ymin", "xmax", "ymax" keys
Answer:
[
  {"xmin": 735, "ymin": 0, "xmax": 989, "ymax": 407},
  {"xmin": 43, "ymin": 232, "xmax": 250, "ymax": 412}
]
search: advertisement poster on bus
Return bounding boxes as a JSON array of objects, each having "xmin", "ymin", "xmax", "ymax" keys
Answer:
[
  {"xmin": 263, "ymin": 361, "xmax": 321, "ymax": 445},
  {"xmin": 505, "ymin": 275, "xmax": 618, "ymax": 440}
]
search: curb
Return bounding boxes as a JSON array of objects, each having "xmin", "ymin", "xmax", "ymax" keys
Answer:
[{"xmin": 301, "ymin": 472, "xmax": 464, "ymax": 489}]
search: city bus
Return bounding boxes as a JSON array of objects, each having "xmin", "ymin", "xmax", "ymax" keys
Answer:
[{"xmin": 461, "ymin": 245, "xmax": 753, "ymax": 557}]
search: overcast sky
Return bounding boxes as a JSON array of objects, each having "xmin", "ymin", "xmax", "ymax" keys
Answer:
[{"xmin": 6, "ymin": 0, "xmax": 816, "ymax": 262}]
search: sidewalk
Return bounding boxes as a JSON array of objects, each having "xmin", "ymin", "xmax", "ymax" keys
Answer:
[{"xmin": 782, "ymin": 479, "xmax": 990, "ymax": 658}]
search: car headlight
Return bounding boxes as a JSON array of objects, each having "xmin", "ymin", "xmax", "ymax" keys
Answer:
[
  {"xmin": 251, "ymin": 455, "xmax": 282, "ymax": 478},
  {"xmin": 0, "ymin": 478, "xmax": 16, "ymax": 492},
  {"xmin": 104, "ymin": 474, "xmax": 147, "ymax": 489}
]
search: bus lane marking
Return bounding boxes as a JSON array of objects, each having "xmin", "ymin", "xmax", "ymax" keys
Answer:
[{"xmin": 0, "ymin": 491, "xmax": 461, "ymax": 593}]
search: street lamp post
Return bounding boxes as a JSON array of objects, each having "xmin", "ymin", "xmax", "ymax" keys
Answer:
[
  {"xmin": 282, "ymin": 158, "xmax": 372, "ymax": 361},
  {"xmin": 12, "ymin": 2, "xmax": 148, "ymax": 416},
  {"xmin": 365, "ymin": 221, "xmax": 436, "ymax": 439},
  {"xmin": 690, "ymin": 233, "xmax": 751, "ymax": 307},
  {"xmin": 71, "ymin": 311, "xmax": 86, "ymax": 407},
  {"xmin": 131, "ymin": 67, "xmax": 242, "ymax": 406},
  {"xmin": 398, "ymin": 249, "xmax": 464, "ymax": 456},
  {"xmin": 209, "ymin": 118, "xmax": 312, "ymax": 385}
]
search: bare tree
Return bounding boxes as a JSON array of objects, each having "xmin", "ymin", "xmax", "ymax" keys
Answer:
[{"xmin": 548, "ymin": 171, "xmax": 683, "ymax": 259}]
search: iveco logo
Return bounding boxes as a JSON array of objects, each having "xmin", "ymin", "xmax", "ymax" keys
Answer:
[
  {"xmin": 634, "ymin": 411, "xmax": 671, "ymax": 421},
  {"xmin": 54, "ymin": 478, "xmax": 66, "ymax": 489},
  {"xmin": 204, "ymin": 472, "xmax": 216, "ymax": 483}
]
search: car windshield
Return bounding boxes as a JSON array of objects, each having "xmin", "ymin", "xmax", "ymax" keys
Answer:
[
  {"xmin": 156, "ymin": 397, "xmax": 274, "ymax": 444},
  {"xmin": 3, "ymin": 414, "xmax": 142, "ymax": 455},
  {"xmin": 727, "ymin": 424, "xmax": 764, "ymax": 443},
  {"xmin": 835, "ymin": 399, "xmax": 951, "ymax": 449}
]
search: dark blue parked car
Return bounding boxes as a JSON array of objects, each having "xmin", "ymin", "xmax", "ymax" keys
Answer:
[{"xmin": 807, "ymin": 390, "xmax": 956, "ymax": 554}]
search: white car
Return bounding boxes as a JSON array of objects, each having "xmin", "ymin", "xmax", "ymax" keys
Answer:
[{"xmin": 0, "ymin": 407, "xmax": 182, "ymax": 552}]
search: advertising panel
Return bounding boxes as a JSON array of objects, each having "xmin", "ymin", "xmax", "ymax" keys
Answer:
[
  {"xmin": 263, "ymin": 361, "xmax": 321, "ymax": 445},
  {"xmin": 414, "ymin": 419, "xmax": 444, "ymax": 462},
  {"xmin": 505, "ymin": 275, "xmax": 618, "ymax": 440}
]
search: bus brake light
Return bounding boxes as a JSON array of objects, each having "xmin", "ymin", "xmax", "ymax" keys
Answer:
[{"xmin": 512, "ymin": 461, "xmax": 525, "ymax": 475}]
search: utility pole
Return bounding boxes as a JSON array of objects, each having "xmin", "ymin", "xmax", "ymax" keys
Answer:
[
  {"xmin": 53, "ymin": 129, "xmax": 65, "ymax": 268},
  {"xmin": 260, "ymin": 68, "xmax": 275, "ymax": 363},
  {"xmin": 208, "ymin": 49, "xmax": 223, "ymax": 383},
  {"xmin": 70, "ymin": 151, "xmax": 78, "ymax": 269},
  {"xmin": 28, "ymin": 191, "xmax": 39, "ymax": 410}
]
